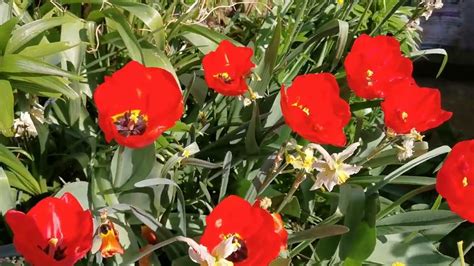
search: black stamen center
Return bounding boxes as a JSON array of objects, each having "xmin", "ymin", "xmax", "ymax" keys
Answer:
[
  {"xmin": 100, "ymin": 224, "xmax": 112, "ymax": 235},
  {"xmin": 39, "ymin": 244, "xmax": 67, "ymax": 261},
  {"xmin": 226, "ymin": 237, "xmax": 248, "ymax": 263},
  {"xmin": 113, "ymin": 111, "xmax": 147, "ymax": 137}
]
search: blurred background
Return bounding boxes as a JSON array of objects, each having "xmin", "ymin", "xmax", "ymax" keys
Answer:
[{"xmin": 415, "ymin": 0, "xmax": 474, "ymax": 142}]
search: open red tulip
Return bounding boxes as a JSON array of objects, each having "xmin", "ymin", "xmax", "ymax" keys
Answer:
[
  {"xmin": 198, "ymin": 195, "xmax": 283, "ymax": 266},
  {"xmin": 280, "ymin": 73, "xmax": 351, "ymax": 147},
  {"xmin": 202, "ymin": 40, "xmax": 255, "ymax": 96},
  {"xmin": 94, "ymin": 61, "xmax": 184, "ymax": 149},
  {"xmin": 381, "ymin": 79, "xmax": 452, "ymax": 134},
  {"xmin": 344, "ymin": 34, "xmax": 413, "ymax": 99},
  {"xmin": 436, "ymin": 140, "xmax": 474, "ymax": 222},
  {"xmin": 5, "ymin": 193, "xmax": 93, "ymax": 266}
]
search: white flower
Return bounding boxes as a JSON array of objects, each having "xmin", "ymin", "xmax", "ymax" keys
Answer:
[
  {"xmin": 286, "ymin": 147, "xmax": 316, "ymax": 173},
  {"xmin": 420, "ymin": 0, "xmax": 443, "ymax": 19},
  {"xmin": 13, "ymin": 112, "xmax": 38, "ymax": 138},
  {"xmin": 396, "ymin": 137, "xmax": 415, "ymax": 161},
  {"xmin": 187, "ymin": 236, "xmax": 238, "ymax": 266},
  {"xmin": 310, "ymin": 142, "xmax": 362, "ymax": 191}
]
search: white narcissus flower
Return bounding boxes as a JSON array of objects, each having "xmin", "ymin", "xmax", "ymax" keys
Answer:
[
  {"xmin": 397, "ymin": 137, "xmax": 415, "ymax": 161},
  {"xmin": 187, "ymin": 235, "xmax": 239, "ymax": 266},
  {"xmin": 286, "ymin": 148, "xmax": 316, "ymax": 173},
  {"xmin": 13, "ymin": 112, "xmax": 38, "ymax": 138},
  {"xmin": 310, "ymin": 142, "xmax": 362, "ymax": 192}
]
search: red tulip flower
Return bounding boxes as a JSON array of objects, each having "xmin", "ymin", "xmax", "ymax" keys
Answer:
[
  {"xmin": 344, "ymin": 34, "xmax": 413, "ymax": 99},
  {"xmin": 280, "ymin": 73, "xmax": 351, "ymax": 147},
  {"xmin": 436, "ymin": 140, "xmax": 474, "ymax": 222},
  {"xmin": 202, "ymin": 40, "xmax": 255, "ymax": 96},
  {"xmin": 94, "ymin": 61, "xmax": 184, "ymax": 149},
  {"xmin": 5, "ymin": 193, "xmax": 93, "ymax": 266},
  {"xmin": 381, "ymin": 79, "xmax": 452, "ymax": 134},
  {"xmin": 197, "ymin": 195, "xmax": 283, "ymax": 265}
]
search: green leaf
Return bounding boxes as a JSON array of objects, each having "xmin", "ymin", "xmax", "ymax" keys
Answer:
[
  {"xmin": 0, "ymin": 54, "xmax": 81, "ymax": 80},
  {"xmin": 338, "ymin": 184, "xmax": 369, "ymax": 260},
  {"xmin": 376, "ymin": 210, "xmax": 463, "ymax": 235},
  {"xmin": 5, "ymin": 15, "xmax": 76, "ymax": 54},
  {"xmin": 8, "ymin": 75, "xmax": 78, "ymax": 99},
  {"xmin": 103, "ymin": 8, "xmax": 144, "ymax": 63},
  {"xmin": 19, "ymin": 41, "xmax": 76, "ymax": 58},
  {"xmin": 55, "ymin": 181, "xmax": 89, "ymax": 209},
  {"xmin": 366, "ymin": 146, "xmax": 451, "ymax": 195},
  {"xmin": 410, "ymin": 48, "xmax": 448, "ymax": 78},
  {"xmin": 112, "ymin": 1, "xmax": 165, "ymax": 48},
  {"xmin": 134, "ymin": 177, "xmax": 187, "ymax": 236},
  {"xmin": 348, "ymin": 175, "xmax": 435, "ymax": 186},
  {"xmin": 0, "ymin": 144, "xmax": 41, "ymax": 195},
  {"xmin": 0, "ymin": 18, "xmax": 18, "ymax": 55},
  {"xmin": 250, "ymin": 19, "xmax": 281, "ymax": 94},
  {"xmin": 218, "ymin": 151, "xmax": 232, "ymax": 202},
  {"xmin": 180, "ymin": 24, "xmax": 241, "ymax": 54},
  {"xmin": 245, "ymin": 102, "xmax": 260, "ymax": 154},
  {"xmin": 0, "ymin": 167, "xmax": 14, "ymax": 215},
  {"xmin": 0, "ymin": 80, "xmax": 13, "ymax": 136},
  {"xmin": 288, "ymin": 225, "xmax": 349, "ymax": 245},
  {"xmin": 330, "ymin": 20, "xmax": 349, "ymax": 70},
  {"xmin": 111, "ymin": 144, "xmax": 155, "ymax": 189},
  {"xmin": 367, "ymin": 233, "xmax": 452, "ymax": 265},
  {"xmin": 142, "ymin": 49, "xmax": 179, "ymax": 85}
]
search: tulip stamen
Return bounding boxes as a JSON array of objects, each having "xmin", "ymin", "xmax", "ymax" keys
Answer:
[
  {"xmin": 366, "ymin": 69, "xmax": 374, "ymax": 86},
  {"xmin": 223, "ymin": 234, "xmax": 248, "ymax": 263},
  {"xmin": 213, "ymin": 72, "xmax": 233, "ymax": 84},
  {"xmin": 291, "ymin": 101, "xmax": 310, "ymax": 116},
  {"xmin": 112, "ymin": 110, "xmax": 148, "ymax": 137},
  {"xmin": 401, "ymin": 111, "xmax": 408, "ymax": 122},
  {"xmin": 39, "ymin": 237, "xmax": 67, "ymax": 261}
]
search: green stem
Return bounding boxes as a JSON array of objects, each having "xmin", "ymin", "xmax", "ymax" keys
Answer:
[
  {"xmin": 113, "ymin": 145, "xmax": 125, "ymax": 187},
  {"xmin": 276, "ymin": 171, "xmax": 306, "ymax": 213},
  {"xmin": 376, "ymin": 184, "xmax": 435, "ymax": 220}
]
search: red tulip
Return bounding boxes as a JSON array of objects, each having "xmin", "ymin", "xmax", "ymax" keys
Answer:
[
  {"xmin": 202, "ymin": 40, "xmax": 255, "ymax": 96},
  {"xmin": 280, "ymin": 73, "xmax": 351, "ymax": 147},
  {"xmin": 198, "ymin": 195, "xmax": 283, "ymax": 265},
  {"xmin": 436, "ymin": 140, "xmax": 474, "ymax": 222},
  {"xmin": 5, "ymin": 193, "xmax": 93, "ymax": 266},
  {"xmin": 344, "ymin": 34, "xmax": 413, "ymax": 99},
  {"xmin": 381, "ymin": 79, "xmax": 452, "ymax": 134},
  {"xmin": 94, "ymin": 61, "xmax": 184, "ymax": 149}
]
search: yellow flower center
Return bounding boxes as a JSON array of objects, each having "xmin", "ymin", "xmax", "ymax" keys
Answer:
[
  {"xmin": 213, "ymin": 72, "xmax": 233, "ymax": 84},
  {"xmin": 366, "ymin": 69, "xmax": 374, "ymax": 86},
  {"xmin": 401, "ymin": 111, "xmax": 408, "ymax": 122},
  {"xmin": 463, "ymin": 176, "xmax": 469, "ymax": 187},
  {"xmin": 111, "ymin": 109, "xmax": 148, "ymax": 137}
]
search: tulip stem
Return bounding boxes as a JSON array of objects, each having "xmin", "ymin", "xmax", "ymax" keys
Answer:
[
  {"xmin": 276, "ymin": 171, "xmax": 306, "ymax": 213},
  {"xmin": 113, "ymin": 145, "xmax": 125, "ymax": 187}
]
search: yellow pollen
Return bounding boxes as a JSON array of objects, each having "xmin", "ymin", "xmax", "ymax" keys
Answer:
[
  {"xmin": 291, "ymin": 101, "xmax": 310, "ymax": 116},
  {"xmin": 48, "ymin": 238, "xmax": 58, "ymax": 247},
  {"xmin": 213, "ymin": 72, "xmax": 232, "ymax": 83},
  {"xmin": 463, "ymin": 176, "xmax": 468, "ymax": 187},
  {"xmin": 367, "ymin": 69, "xmax": 374, "ymax": 77},
  {"xmin": 392, "ymin": 262, "xmax": 406, "ymax": 266},
  {"xmin": 182, "ymin": 149, "xmax": 191, "ymax": 158},
  {"xmin": 111, "ymin": 109, "xmax": 147, "ymax": 123},
  {"xmin": 401, "ymin": 112, "xmax": 408, "ymax": 122}
]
